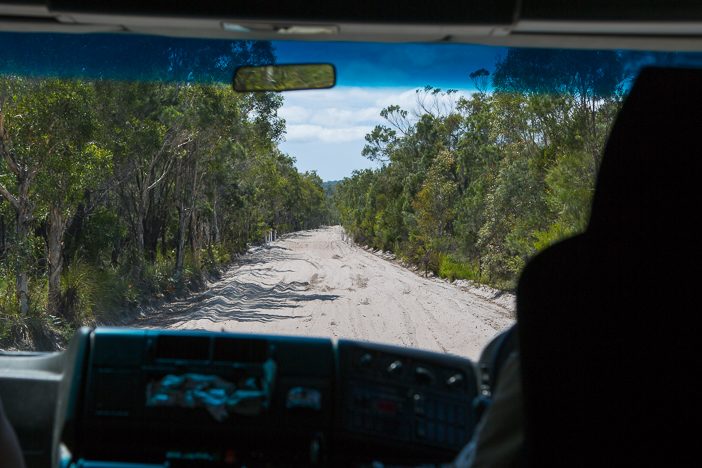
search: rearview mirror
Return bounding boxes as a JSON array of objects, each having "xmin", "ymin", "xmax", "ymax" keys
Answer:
[{"xmin": 233, "ymin": 64, "xmax": 336, "ymax": 92}]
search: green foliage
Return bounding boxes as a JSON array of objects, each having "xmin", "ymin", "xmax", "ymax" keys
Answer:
[
  {"xmin": 0, "ymin": 267, "xmax": 67, "ymax": 351},
  {"xmin": 141, "ymin": 253, "xmax": 176, "ymax": 295},
  {"xmin": 545, "ymin": 150, "xmax": 597, "ymax": 232},
  {"xmin": 336, "ymin": 51, "xmax": 627, "ymax": 290},
  {"xmin": 438, "ymin": 254, "xmax": 482, "ymax": 282},
  {"xmin": 60, "ymin": 259, "xmax": 97, "ymax": 324},
  {"xmin": 0, "ymin": 267, "xmax": 16, "ymax": 316},
  {"xmin": 1, "ymin": 57, "xmax": 331, "ymax": 349},
  {"xmin": 413, "ymin": 151, "xmax": 459, "ymax": 246},
  {"xmin": 1, "ymin": 47, "xmax": 629, "ymax": 349},
  {"xmin": 90, "ymin": 266, "xmax": 139, "ymax": 315},
  {"xmin": 533, "ymin": 222, "xmax": 575, "ymax": 252}
]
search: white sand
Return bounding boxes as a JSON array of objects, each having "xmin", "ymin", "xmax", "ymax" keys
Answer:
[{"xmin": 137, "ymin": 226, "xmax": 515, "ymax": 361}]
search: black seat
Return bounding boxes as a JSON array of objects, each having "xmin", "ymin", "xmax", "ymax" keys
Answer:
[{"xmin": 517, "ymin": 67, "xmax": 702, "ymax": 467}]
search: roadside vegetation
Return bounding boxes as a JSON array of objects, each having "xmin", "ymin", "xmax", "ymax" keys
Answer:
[
  {"xmin": 334, "ymin": 50, "xmax": 676, "ymax": 290},
  {"xmin": 1, "ymin": 44, "xmax": 684, "ymax": 349},
  {"xmin": 0, "ymin": 41, "xmax": 331, "ymax": 350}
]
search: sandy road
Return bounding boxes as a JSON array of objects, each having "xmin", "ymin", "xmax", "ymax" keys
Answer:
[{"xmin": 136, "ymin": 226, "xmax": 515, "ymax": 360}]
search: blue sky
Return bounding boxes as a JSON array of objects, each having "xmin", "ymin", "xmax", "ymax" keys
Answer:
[
  {"xmin": 1, "ymin": 33, "xmax": 506, "ymax": 181},
  {"xmin": 273, "ymin": 41, "xmax": 504, "ymax": 88},
  {"xmin": 273, "ymin": 41, "xmax": 505, "ymax": 181},
  {"xmin": 278, "ymin": 86, "xmax": 474, "ymax": 180}
]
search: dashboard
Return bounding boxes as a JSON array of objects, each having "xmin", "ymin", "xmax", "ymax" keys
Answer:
[{"xmin": 1, "ymin": 328, "xmax": 479, "ymax": 467}]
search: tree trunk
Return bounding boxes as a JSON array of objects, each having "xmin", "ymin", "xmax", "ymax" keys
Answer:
[
  {"xmin": 160, "ymin": 225, "xmax": 167, "ymax": 259},
  {"xmin": 134, "ymin": 204, "xmax": 146, "ymax": 273},
  {"xmin": 62, "ymin": 200, "xmax": 87, "ymax": 270},
  {"xmin": 212, "ymin": 191, "xmax": 220, "ymax": 244},
  {"xmin": 1, "ymin": 111, "xmax": 34, "ymax": 315},
  {"xmin": 175, "ymin": 203, "xmax": 187, "ymax": 277},
  {"xmin": 15, "ymin": 176, "xmax": 34, "ymax": 315},
  {"xmin": 0, "ymin": 214, "xmax": 5, "ymax": 258},
  {"xmin": 189, "ymin": 212, "xmax": 200, "ymax": 266},
  {"xmin": 187, "ymin": 158, "xmax": 200, "ymax": 266},
  {"xmin": 15, "ymin": 213, "xmax": 30, "ymax": 315},
  {"xmin": 174, "ymin": 157, "xmax": 189, "ymax": 279},
  {"xmin": 47, "ymin": 206, "xmax": 67, "ymax": 316}
]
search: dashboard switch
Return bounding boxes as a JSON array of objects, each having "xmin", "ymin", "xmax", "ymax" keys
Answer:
[
  {"xmin": 416, "ymin": 420, "xmax": 427, "ymax": 439},
  {"xmin": 413, "ymin": 393, "xmax": 425, "ymax": 415},
  {"xmin": 387, "ymin": 360, "xmax": 403, "ymax": 375},
  {"xmin": 446, "ymin": 373, "xmax": 464, "ymax": 388},
  {"xmin": 414, "ymin": 366, "xmax": 435, "ymax": 385},
  {"xmin": 359, "ymin": 353, "xmax": 373, "ymax": 367},
  {"xmin": 286, "ymin": 387, "xmax": 322, "ymax": 410}
]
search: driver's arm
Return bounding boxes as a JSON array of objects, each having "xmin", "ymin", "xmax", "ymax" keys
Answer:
[
  {"xmin": 450, "ymin": 351, "xmax": 523, "ymax": 468},
  {"xmin": 0, "ymin": 396, "xmax": 26, "ymax": 468}
]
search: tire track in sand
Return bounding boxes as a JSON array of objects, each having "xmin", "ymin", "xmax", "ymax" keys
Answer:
[{"xmin": 135, "ymin": 226, "xmax": 515, "ymax": 361}]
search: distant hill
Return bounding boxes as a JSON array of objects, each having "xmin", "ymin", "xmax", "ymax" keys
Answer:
[{"xmin": 322, "ymin": 180, "xmax": 341, "ymax": 196}]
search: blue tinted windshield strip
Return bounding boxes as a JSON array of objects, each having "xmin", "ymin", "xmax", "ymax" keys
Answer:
[
  {"xmin": 0, "ymin": 32, "xmax": 276, "ymax": 83},
  {"xmin": 2, "ymin": 32, "xmax": 702, "ymax": 93}
]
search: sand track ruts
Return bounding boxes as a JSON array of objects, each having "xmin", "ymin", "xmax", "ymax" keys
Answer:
[{"xmin": 135, "ymin": 226, "xmax": 515, "ymax": 360}]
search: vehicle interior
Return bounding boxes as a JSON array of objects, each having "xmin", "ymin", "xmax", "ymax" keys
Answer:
[{"xmin": 1, "ymin": 1, "xmax": 701, "ymax": 467}]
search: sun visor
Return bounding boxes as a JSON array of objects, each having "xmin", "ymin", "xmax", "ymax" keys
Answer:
[{"xmin": 48, "ymin": 0, "xmax": 518, "ymax": 25}]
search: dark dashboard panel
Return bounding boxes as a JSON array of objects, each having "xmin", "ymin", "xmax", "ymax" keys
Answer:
[
  {"xmin": 521, "ymin": 0, "xmax": 702, "ymax": 21},
  {"xmin": 62, "ymin": 328, "xmax": 478, "ymax": 467},
  {"xmin": 72, "ymin": 329, "xmax": 334, "ymax": 465},
  {"xmin": 336, "ymin": 340, "xmax": 477, "ymax": 463}
]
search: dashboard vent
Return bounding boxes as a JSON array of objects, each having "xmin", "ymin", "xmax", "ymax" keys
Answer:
[
  {"xmin": 154, "ymin": 335, "xmax": 210, "ymax": 361},
  {"xmin": 213, "ymin": 338, "xmax": 269, "ymax": 363}
]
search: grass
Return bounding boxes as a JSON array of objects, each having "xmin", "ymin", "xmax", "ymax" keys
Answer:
[
  {"xmin": 142, "ymin": 252, "xmax": 177, "ymax": 296},
  {"xmin": 0, "ymin": 268, "xmax": 70, "ymax": 350},
  {"xmin": 1, "ymin": 242, "xmax": 239, "ymax": 350},
  {"xmin": 438, "ymin": 254, "xmax": 483, "ymax": 283},
  {"xmin": 61, "ymin": 259, "xmax": 98, "ymax": 325}
]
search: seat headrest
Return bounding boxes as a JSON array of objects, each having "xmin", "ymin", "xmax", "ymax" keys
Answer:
[
  {"xmin": 516, "ymin": 68, "xmax": 702, "ymax": 467},
  {"xmin": 587, "ymin": 67, "xmax": 702, "ymax": 242}
]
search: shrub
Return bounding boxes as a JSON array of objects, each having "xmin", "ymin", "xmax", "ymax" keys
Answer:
[
  {"xmin": 438, "ymin": 254, "xmax": 482, "ymax": 282},
  {"xmin": 141, "ymin": 252, "xmax": 176, "ymax": 296},
  {"xmin": 1, "ymin": 268, "xmax": 67, "ymax": 350},
  {"xmin": 61, "ymin": 259, "xmax": 98, "ymax": 325},
  {"xmin": 533, "ymin": 221, "xmax": 575, "ymax": 252},
  {"xmin": 0, "ymin": 268, "xmax": 17, "ymax": 316},
  {"xmin": 89, "ymin": 266, "xmax": 139, "ymax": 323}
]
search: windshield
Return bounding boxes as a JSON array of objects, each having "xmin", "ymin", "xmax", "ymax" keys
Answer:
[{"xmin": 1, "ymin": 33, "xmax": 699, "ymax": 358}]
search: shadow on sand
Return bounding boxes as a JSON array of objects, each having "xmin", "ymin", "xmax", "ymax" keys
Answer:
[
  {"xmin": 137, "ymin": 234, "xmax": 340, "ymax": 328},
  {"xmin": 139, "ymin": 276, "xmax": 339, "ymax": 329}
]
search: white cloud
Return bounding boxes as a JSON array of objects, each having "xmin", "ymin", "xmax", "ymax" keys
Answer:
[
  {"xmin": 374, "ymin": 88, "xmax": 420, "ymax": 110},
  {"xmin": 286, "ymin": 124, "xmax": 373, "ymax": 143},
  {"xmin": 280, "ymin": 86, "xmax": 474, "ymax": 144},
  {"xmin": 278, "ymin": 105, "xmax": 310, "ymax": 122},
  {"xmin": 278, "ymin": 86, "xmax": 474, "ymax": 179}
]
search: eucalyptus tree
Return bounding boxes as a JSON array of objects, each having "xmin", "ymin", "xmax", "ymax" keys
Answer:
[{"xmin": 0, "ymin": 77, "xmax": 108, "ymax": 315}]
